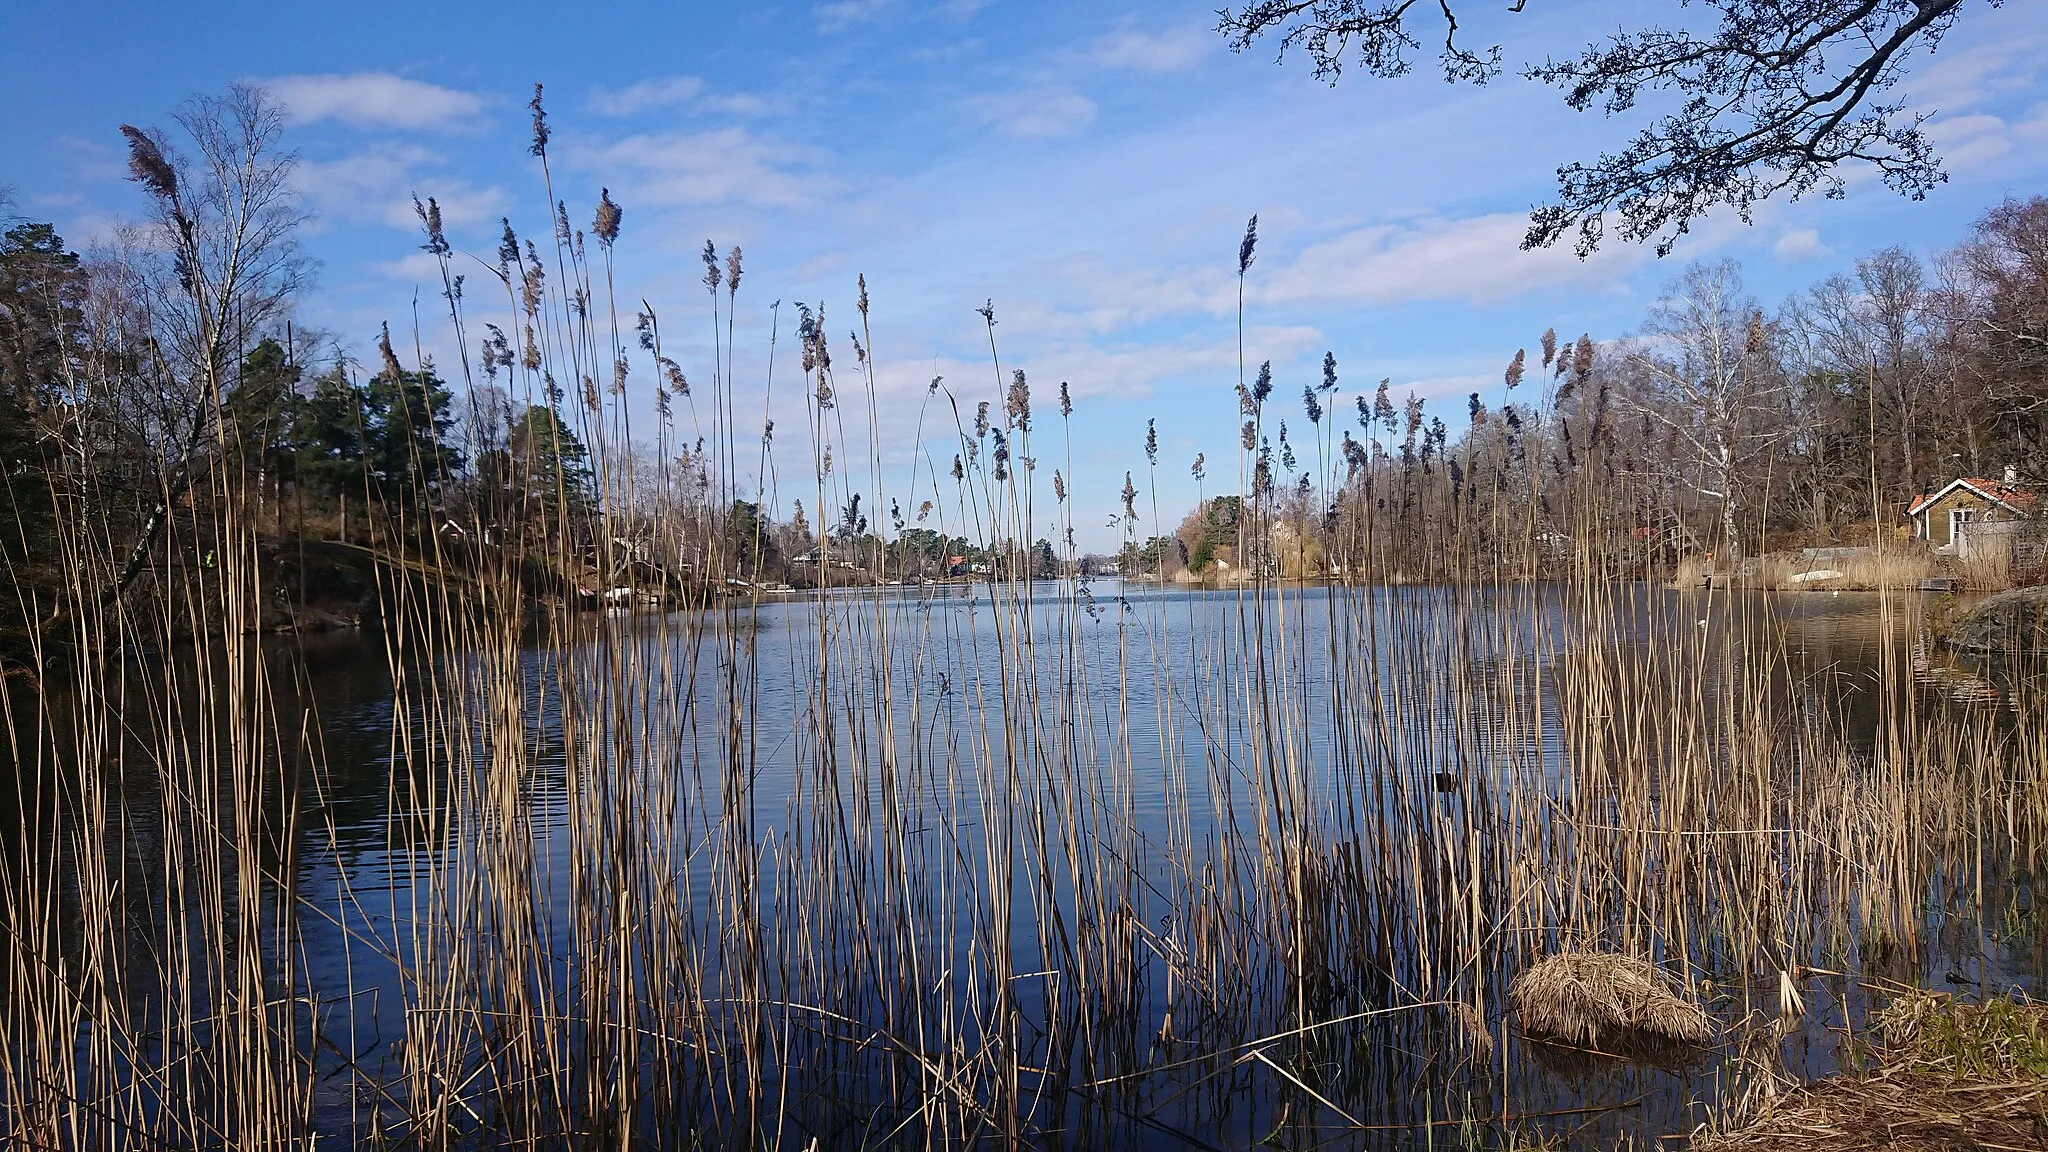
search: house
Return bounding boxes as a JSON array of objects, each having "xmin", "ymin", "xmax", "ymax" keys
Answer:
[{"xmin": 1906, "ymin": 468, "xmax": 2036, "ymax": 553}]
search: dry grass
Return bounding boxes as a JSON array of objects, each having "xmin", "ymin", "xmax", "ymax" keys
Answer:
[
  {"xmin": 1957, "ymin": 546, "xmax": 2014, "ymax": 592},
  {"xmin": 1669, "ymin": 550, "xmax": 1937, "ymax": 591},
  {"xmin": 1830, "ymin": 548, "xmax": 1936, "ymax": 590},
  {"xmin": 1699, "ymin": 991, "xmax": 2048, "ymax": 1152},
  {"xmin": 1508, "ymin": 952, "xmax": 1713, "ymax": 1049},
  {"xmin": 1726, "ymin": 548, "xmax": 1937, "ymax": 591}
]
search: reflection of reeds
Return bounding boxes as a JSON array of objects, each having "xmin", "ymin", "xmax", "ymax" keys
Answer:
[{"xmin": 5, "ymin": 98, "xmax": 2048, "ymax": 1152}]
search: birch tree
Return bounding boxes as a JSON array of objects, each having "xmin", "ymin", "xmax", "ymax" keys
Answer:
[
  {"xmin": 108, "ymin": 83, "xmax": 311, "ymax": 597},
  {"xmin": 1627, "ymin": 261, "xmax": 1787, "ymax": 560}
]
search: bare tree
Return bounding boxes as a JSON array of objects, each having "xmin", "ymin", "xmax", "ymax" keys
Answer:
[
  {"xmin": 1784, "ymin": 247, "xmax": 1941, "ymax": 502},
  {"xmin": 108, "ymin": 83, "xmax": 311, "ymax": 597},
  {"xmin": 1624, "ymin": 261, "xmax": 1788, "ymax": 560},
  {"xmin": 1940, "ymin": 195, "xmax": 2048, "ymax": 477},
  {"xmin": 1217, "ymin": 1, "xmax": 1986, "ymax": 256},
  {"xmin": 1777, "ymin": 280, "xmax": 1868, "ymax": 534}
]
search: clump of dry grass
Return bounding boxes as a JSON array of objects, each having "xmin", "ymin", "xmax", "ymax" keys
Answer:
[
  {"xmin": 1508, "ymin": 952, "xmax": 1712, "ymax": 1049},
  {"xmin": 1669, "ymin": 547, "xmax": 1938, "ymax": 591},
  {"xmin": 1699, "ymin": 990, "xmax": 2048, "ymax": 1152}
]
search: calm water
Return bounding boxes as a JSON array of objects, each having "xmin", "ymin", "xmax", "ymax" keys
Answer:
[{"xmin": 8, "ymin": 582, "xmax": 2042, "ymax": 1148}]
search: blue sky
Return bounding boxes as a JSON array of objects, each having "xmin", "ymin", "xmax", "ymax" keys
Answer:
[{"xmin": 5, "ymin": 0, "xmax": 2047, "ymax": 549}]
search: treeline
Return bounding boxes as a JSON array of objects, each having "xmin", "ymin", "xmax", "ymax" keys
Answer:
[
  {"xmin": 0, "ymin": 88, "xmax": 704, "ymax": 665},
  {"xmin": 1130, "ymin": 200, "xmax": 2048, "ymax": 584},
  {"xmin": 8, "ymin": 84, "xmax": 2048, "ymax": 668}
]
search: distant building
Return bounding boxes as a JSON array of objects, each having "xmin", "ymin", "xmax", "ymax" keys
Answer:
[{"xmin": 1906, "ymin": 468, "xmax": 2035, "ymax": 554}]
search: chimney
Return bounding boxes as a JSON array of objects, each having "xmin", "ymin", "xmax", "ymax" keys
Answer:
[{"xmin": 2006, "ymin": 463, "xmax": 2020, "ymax": 486}]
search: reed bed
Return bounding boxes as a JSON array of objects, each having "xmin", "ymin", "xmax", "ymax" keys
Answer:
[
  {"xmin": 4, "ymin": 99, "xmax": 2047, "ymax": 1152},
  {"xmin": 1676, "ymin": 548, "xmax": 1938, "ymax": 592}
]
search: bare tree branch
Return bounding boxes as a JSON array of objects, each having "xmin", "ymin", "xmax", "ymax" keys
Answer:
[{"xmin": 1217, "ymin": 1, "xmax": 1995, "ymax": 256}]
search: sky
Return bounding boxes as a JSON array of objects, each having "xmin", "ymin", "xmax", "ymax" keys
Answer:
[{"xmin": 4, "ymin": 0, "xmax": 2047, "ymax": 550}]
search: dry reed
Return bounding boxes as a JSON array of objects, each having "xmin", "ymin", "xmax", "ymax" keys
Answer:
[{"xmin": 1508, "ymin": 952, "xmax": 1713, "ymax": 1049}]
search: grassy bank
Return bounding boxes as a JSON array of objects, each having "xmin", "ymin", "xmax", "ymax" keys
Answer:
[
  {"xmin": 1670, "ymin": 544, "xmax": 2041, "ymax": 594},
  {"xmin": 1702, "ymin": 990, "xmax": 2048, "ymax": 1151},
  {"xmin": 1675, "ymin": 549, "xmax": 1937, "ymax": 591}
]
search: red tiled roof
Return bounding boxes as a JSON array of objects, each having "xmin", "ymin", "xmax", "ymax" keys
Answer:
[{"xmin": 1907, "ymin": 478, "xmax": 2037, "ymax": 518}]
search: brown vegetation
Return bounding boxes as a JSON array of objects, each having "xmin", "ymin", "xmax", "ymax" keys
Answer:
[
  {"xmin": 1509, "ymin": 952, "xmax": 1713, "ymax": 1050},
  {"xmin": 1702, "ymin": 991, "xmax": 2048, "ymax": 1152}
]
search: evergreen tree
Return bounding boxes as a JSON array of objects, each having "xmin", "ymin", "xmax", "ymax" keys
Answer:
[
  {"xmin": 291, "ymin": 366, "xmax": 371, "ymax": 499},
  {"xmin": 226, "ymin": 337, "xmax": 302, "ymax": 478},
  {"xmin": 0, "ymin": 222, "xmax": 85, "ymax": 660},
  {"xmin": 365, "ymin": 364, "xmax": 462, "ymax": 506},
  {"xmin": 1031, "ymin": 538, "xmax": 1058, "ymax": 579},
  {"xmin": 726, "ymin": 499, "xmax": 777, "ymax": 578},
  {"xmin": 484, "ymin": 404, "xmax": 592, "ymax": 527}
]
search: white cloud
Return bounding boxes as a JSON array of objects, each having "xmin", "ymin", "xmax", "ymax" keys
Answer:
[
  {"xmin": 968, "ymin": 90, "xmax": 1098, "ymax": 138},
  {"xmin": 700, "ymin": 92, "xmax": 784, "ymax": 118},
  {"xmin": 1398, "ymin": 373, "xmax": 1499, "ymax": 403},
  {"xmin": 567, "ymin": 128, "xmax": 826, "ymax": 208},
  {"xmin": 58, "ymin": 211, "xmax": 133, "ymax": 250},
  {"xmin": 52, "ymin": 133, "xmax": 127, "ymax": 184},
  {"xmin": 265, "ymin": 73, "xmax": 486, "ymax": 132},
  {"xmin": 1042, "ymin": 324, "xmax": 1325, "ymax": 403},
  {"xmin": 816, "ymin": 0, "xmax": 892, "ymax": 31},
  {"xmin": 1773, "ymin": 227, "xmax": 1829, "ymax": 262},
  {"xmin": 296, "ymin": 144, "xmax": 507, "ymax": 230},
  {"xmin": 1927, "ymin": 112, "xmax": 2016, "ymax": 174},
  {"xmin": 1089, "ymin": 26, "xmax": 1209, "ymax": 73},
  {"xmin": 1902, "ymin": 34, "xmax": 2043, "ymax": 116},
  {"xmin": 855, "ymin": 324, "xmax": 1325, "ymax": 426},
  {"xmin": 1256, "ymin": 212, "xmax": 1644, "ymax": 308},
  {"xmin": 1892, "ymin": 25, "xmax": 2048, "ymax": 179},
  {"xmin": 372, "ymin": 251, "xmax": 449, "ymax": 282},
  {"xmin": 815, "ymin": 0, "xmax": 984, "ymax": 32},
  {"xmin": 589, "ymin": 76, "xmax": 704, "ymax": 117},
  {"xmin": 791, "ymin": 251, "xmax": 849, "ymax": 284},
  {"xmin": 588, "ymin": 77, "xmax": 787, "ymax": 120},
  {"xmin": 1032, "ymin": 258, "xmax": 1235, "ymax": 334}
]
